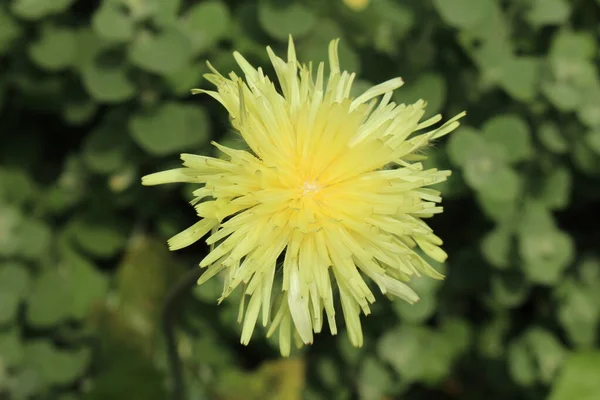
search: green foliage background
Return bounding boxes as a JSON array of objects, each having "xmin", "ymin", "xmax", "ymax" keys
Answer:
[{"xmin": 1, "ymin": 0, "xmax": 600, "ymax": 399}]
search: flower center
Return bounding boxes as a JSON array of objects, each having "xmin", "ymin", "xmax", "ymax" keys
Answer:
[{"xmin": 301, "ymin": 180, "xmax": 321, "ymax": 196}]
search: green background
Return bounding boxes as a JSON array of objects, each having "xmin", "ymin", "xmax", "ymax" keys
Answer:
[{"xmin": 1, "ymin": 0, "xmax": 600, "ymax": 399}]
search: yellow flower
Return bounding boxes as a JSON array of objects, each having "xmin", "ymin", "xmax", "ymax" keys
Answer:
[{"xmin": 142, "ymin": 37, "xmax": 465, "ymax": 356}]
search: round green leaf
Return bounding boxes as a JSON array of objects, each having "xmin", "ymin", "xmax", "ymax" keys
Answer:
[
  {"xmin": 0, "ymin": 328, "xmax": 24, "ymax": 368},
  {"xmin": 482, "ymin": 115, "xmax": 532, "ymax": 163},
  {"xmin": 82, "ymin": 118, "xmax": 130, "ymax": 174},
  {"xmin": 481, "ymin": 227, "xmax": 511, "ymax": 268},
  {"xmin": 542, "ymin": 81, "xmax": 581, "ymax": 111},
  {"xmin": 27, "ymin": 269, "xmax": 72, "ymax": 327},
  {"xmin": 14, "ymin": 218, "xmax": 52, "ymax": 261},
  {"xmin": 0, "ymin": 8, "xmax": 22, "ymax": 54},
  {"xmin": 129, "ymin": 102, "xmax": 211, "ymax": 155},
  {"xmin": 480, "ymin": 166, "xmax": 520, "ymax": 201},
  {"xmin": 68, "ymin": 215, "xmax": 126, "ymax": 258},
  {"xmin": 63, "ymin": 97, "xmax": 98, "ymax": 126},
  {"xmin": 432, "ymin": 0, "xmax": 493, "ymax": 29},
  {"xmin": 446, "ymin": 126, "xmax": 485, "ymax": 167},
  {"xmin": 490, "ymin": 272, "xmax": 530, "ymax": 308},
  {"xmin": 523, "ymin": 328, "xmax": 567, "ymax": 383},
  {"xmin": 258, "ymin": 0, "xmax": 317, "ymax": 40},
  {"xmin": 27, "ymin": 250, "xmax": 108, "ymax": 326},
  {"xmin": 508, "ymin": 340, "xmax": 537, "ymax": 386},
  {"xmin": 24, "ymin": 340, "xmax": 90, "ymax": 386},
  {"xmin": 92, "ymin": 2, "xmax": 135, "ymax": 43},
  {"xmin": 12, "ymin": 0, "xmax": 74, "ymax": 20},
  {"xmin": 61, "ymin": 248, "xmax": 109, "ymax": 320},
  {"xmin": 539, "ymin": 166, "xmax": 571, "ymax": 210},
  {"xmin": 549, "ymin": 352, "xmax": 600, "ymax": 400},
  {"xmin": 586, "ymin": 130, "xmax": 600, "ymax": 155},
  {"xmin": 462, "ymin": 142, "xmax": 507, "ymax": 189},
  {"xmin": 181, "ymin": 1, "xmax": 232, "ymax": 54},
  {"xmin": 558, "ymin": 284, "xmax": 599, "ymax": 347},
  {"xmin": 0, "ymin": 168, "xmax": 37, "ymax": 205},
  {"xmin": 477, "ymin": 192, "xmax": 517, "ymax": 222},
  {"xmin": 526, "ymin": 0, "xmax": 570, "ymax": 26},
  {"xmin": 164, "ymin": 63, "xmax": 204, "ymax": 95},
  {"xmin": 358, "ymin": 358, "xmax": 393, "ymax": 400},
  {"xmin": 497, "ymin": 57, "xmax": 539, "ymax": 102},
  {"xmin": 519, "ymin": 229, "xmax": 574, "ymax": 285},
  {"xmin": 573, "ymin": 140, "xmax": 600, "ymax": 176},
  {"xmin": 478, "ymin": 315, "xmax": 509, "ymax": 359},
  {"xmin": 29, "ymin": 26, "xmax": 77, "ymax": 71},
  {"xmin": 378, "ymin": 326, "xmax": 455, "ymax": 384},
  {"xmin": 0, "ymin": 206, "xmax": 23, "ymax": 257},
  {"xmin": 537, "ymin": 122, "xmax": 568, "ymax": 153},
  {"xmin": 0, "ymin": 263, "xmax": 30, "ymax": 324},
  {"xmin": 81, "ymin": 63, "xmax": 136, "ymax": 103},
  {"xmin": 130, "ymin": 28, "xmax": 192, "ymax": 75},
  {"xmin": 550, "ymin": 30, "xmax": 596, "ymax": 61}
]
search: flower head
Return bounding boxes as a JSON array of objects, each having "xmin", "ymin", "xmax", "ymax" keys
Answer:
[{"xmin": 143, "ymin": 37, "xmax": 465, "ymax": 356}]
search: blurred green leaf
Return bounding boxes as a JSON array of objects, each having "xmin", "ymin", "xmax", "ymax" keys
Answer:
[
  {"xmin": 550, "ymin": 30, "xmax": 596, "ymax": 61},
  {"xmin": 63, "ymin": 93, "xmax": 98, "ymax": 125},
  {"xmin": 524, "ymin": 328, "xmax": 567, "ymax": 383},
  {"xmin": 67, "ymin": 214, "xmax": 126, "ymax": 258},
  {"xmin": 27, "ymin": 250, "xmax": 108, "ymax": 327},
  {"xmin": 0, "ymin": 205, "xmax": 23, "ymax": 257},
  {"xmin": 14, "ymin": 217, "xmax": 52, "ymax": 261},
  {"xmin": 378, "ymin": 325, "xmax": 457, "ymax": 385},
  {"xmin": 181, "ymin": 1, "xmax": 232, "ymax": 54},
  {"xmin": 557, "ymin": 283, "xmax": 599, "ymax": 347},
  {"xmin": 130, "ymin": 28, "xmax": 192, "ymax": 74},
  {"xmin": 29, "ymin": 25, "xmax": 77, "ymax": 71},
  {"xmin": 129, "ymin": 102, "xmax": 210, "ymax": 155},
  {"xmin": 490, "ymin": 272, "xmax": 530, "ymax": 308},
  {"xmin": 482, "ymin": 115, "xmax": 532, "ymax": 163},
  {"xmin": 0, "ymin": 7, "xmax": 22, "ymax": 54},
  {"xmin": 497, "ymin": 57, "xmax": 539, "ymax": 101},
  {"xmin": 81, "ymin": 63, "xmax": 136, "ymax": 103},
  {"xmin": 586, "ymin": 130, "xmax": 600, "ymax": 155},
  {"xmin": 27, "ymin": 268, "xmax": 72, "ymax": 327},
  {"xmin": 538, "ymin": 166, "xmax": 571, "ymax": 210},
  {"xmin": 358, "ymin": 357, "xmax": 393, "ymax": 400},
  {"xmin": 92, "ymin": 2, "xmax": 135, "ymax": 43},
  {"xmin": 0, "ymin": 167, "xmax": 37, "ymax": 205},
  {"xmin": 477, "ymin": 165, "xmax": 521, "ymax": 202},
  {"xmin": 24, "ymin": 340, "xmax": 90, "ymax": 386},
  {"xmin": 481, "ymin": 226, "xmax": 511, "ymax": 269},
  {"xmin": 447, "ymin": 126, "xmax": 485, "ymax": 167},
  {"xmin": 537, "ymin": 122, "xmax": 568, "ymax": 153},
  {"xmin": 549, "ymin": 352, "xmax": 600, "ymax": 400},
  {"xmin": 0, "ymin": 328, "xmax": 24, "ymax": 368},
  {"xmin": 477, "ymin": 192, "xmax": 518, "ymax": 223},
  {"xmin": 433, "ymin": 0, "xmax": 493, "ymax": 29},
  {"xmin": 542, "ymin": 81, "xmax": 581, "ymax": 111},
  {"xmin": 573, "ymin": 139, "xmax": 600, "ymax": 176},
  {"xmin": 12, "ymin": 0, "xmax": 74, "ymax": 20},
  {"xmin": 258, "ymin": 0, "xmax": 316, "ymax": 40},
  {"xmin": 0, "ymin": 263, "xmax": 30, "ymax": 324},
  {"xmin": 508, "ymin": 339, "xmax": 536, "ymax": 386},
  {"xmin": 82, "ymin": 113, "xmax": 131, "ymax": 174},
  {"xmin": 519, "ymin": 228, "xmax": 574, "ymax": 285},
  {"xmin": 526, "ymin": 0, "xmax": 570, "ymax": 26},
  {"xmin": 478, "ymin": 314, "xmax": 509, "ymax": 359}
]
